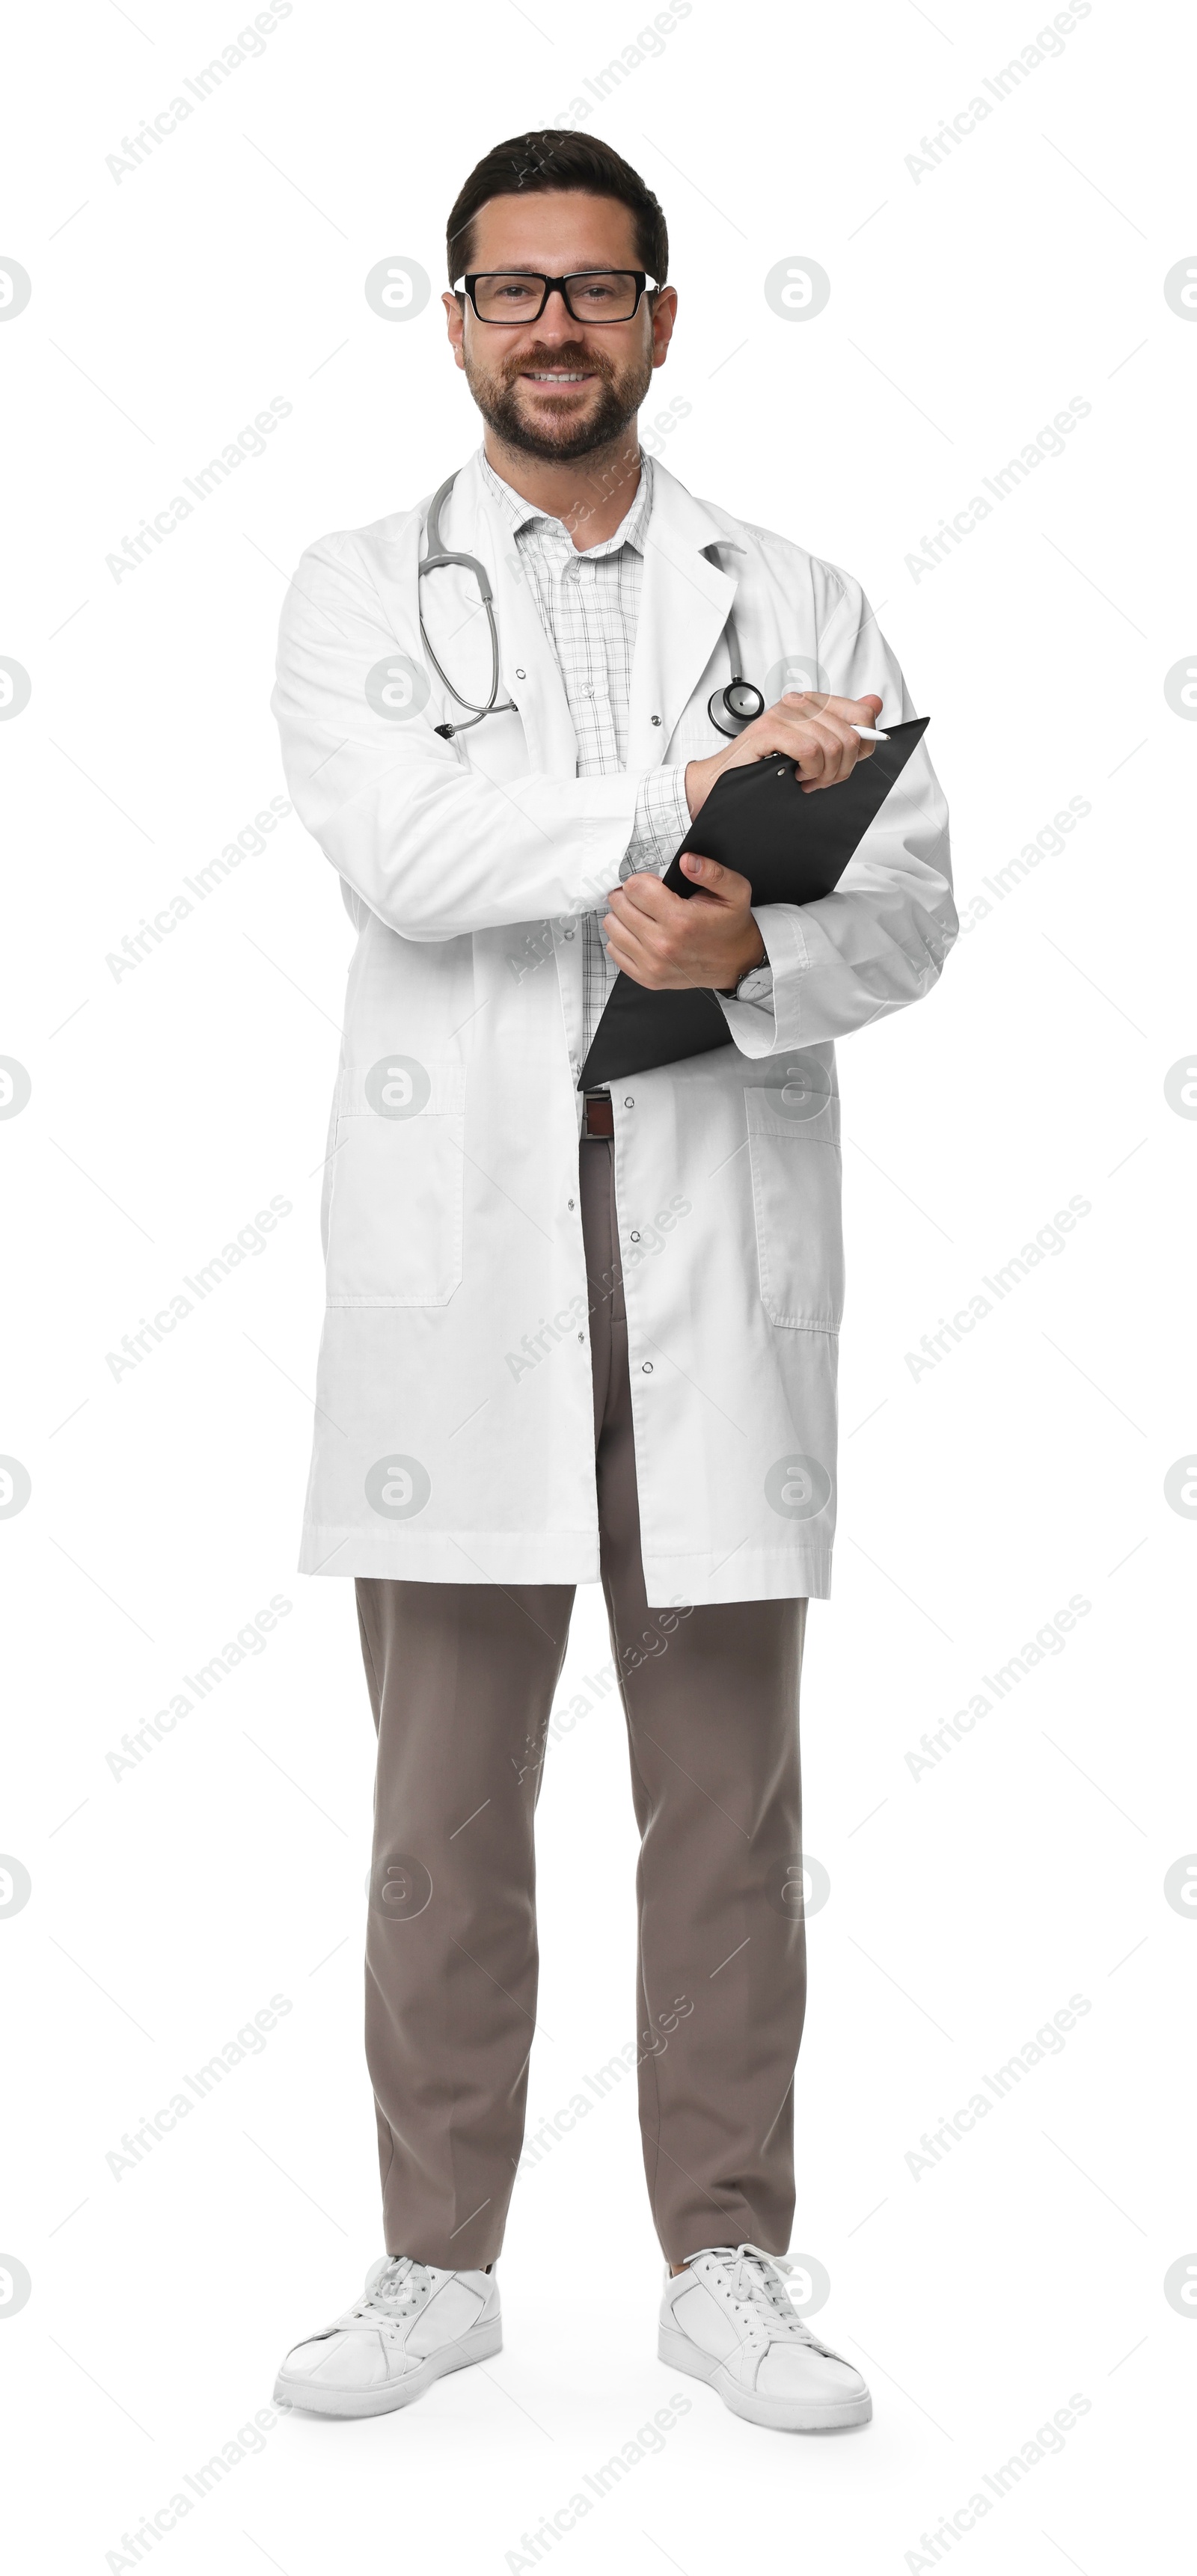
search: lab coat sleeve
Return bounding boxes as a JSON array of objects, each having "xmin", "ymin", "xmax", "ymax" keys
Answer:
[
  {"xmin": 272, "ymin": 533, "xmax": 643, "ymax": 939},
  {"xmin": 715, "ymin": 566, "xmax": 958, "ymax": 1059}
]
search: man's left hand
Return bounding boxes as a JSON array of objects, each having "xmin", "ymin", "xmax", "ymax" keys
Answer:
[{"xmin": 601, "ymin": 852, "xmax": 765, "ymax": 993}]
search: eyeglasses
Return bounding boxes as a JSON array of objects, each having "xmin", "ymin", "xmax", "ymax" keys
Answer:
[{"xmin": 457, "ymin": 270, "xmax": 656, "ymax": 325}]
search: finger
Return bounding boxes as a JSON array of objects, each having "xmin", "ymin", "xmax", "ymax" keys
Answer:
[
  {"xmin": 604, "ymin": 898, "xmax": 679, "ymax": 964},
  {"xmin": 794, "ymin": 729, "xmax": 835, "ymax": 783},
  {"xmin": 798, "ymin": 724, "xmax": 866, "ymax": 787},
  {"xmin": 828, "ymin": 691, "xmax": 884, "ymax": 726},
  {"xmin": 790, "ymin": 736, "xmax": 824, "ymax": 785},
  {"xmin": 822, "ymin": 722, "xmax": 864, "ymax": 785},
  {"xmin": 842, "ymin": 696, "xmax": 884, "ymax": 765},
  {"xmin": 796, "ymin": 717, "xmax": 863, "ymax": 784},
  {"xmin": 604, "ymin": 883, "xmax": 663, "ymax": 925},
  {"xmin": 795, "ymin": 734, "xmax": 852, "ymax": 791},
  {"xmin": 679, "ymin": 852, "xmax": 749, "ymax": 901},
  {"xmin": 603, "ymin": 922, "xmax": 661, "ymax": 984},
  {"xmin": 781, "ymin": 689, "xmax": 883, "ymax": 726},
  {"xmin": 601, "ymin": 897, "xmax": 668, "ymax": 955},
  {"xmin": 606, "ymin": 873, "xmax": 676, "ymax": 922}
]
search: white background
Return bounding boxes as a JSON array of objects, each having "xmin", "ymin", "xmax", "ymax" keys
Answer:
[{"xmin": 2, "ymin": 0, "xmax": 1195, "ymax": 2569}]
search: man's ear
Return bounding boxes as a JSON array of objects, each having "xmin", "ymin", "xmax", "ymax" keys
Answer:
[
  {"xmin": 442, "ymin": 290, "xmax": 466, "ymax": 369},
  {"xmin": 650, "ymin": 284, "xmax": 679, "ymax": 366}
]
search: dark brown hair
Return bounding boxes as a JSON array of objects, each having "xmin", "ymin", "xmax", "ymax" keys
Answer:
[{"xmin": 447, "ymin": 130, "xmax": 668, "ymax": 288}]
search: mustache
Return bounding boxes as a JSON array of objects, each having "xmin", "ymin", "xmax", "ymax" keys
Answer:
[{"xmin": 501, "ymin": 343, "xmax": 615, "ymax": 384}]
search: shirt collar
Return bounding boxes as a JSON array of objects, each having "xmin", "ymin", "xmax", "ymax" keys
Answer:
[{"xmin": 480, "ymin": 444, "xmax": 655, "ymax": 557}]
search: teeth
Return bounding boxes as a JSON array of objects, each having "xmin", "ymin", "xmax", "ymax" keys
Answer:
[{"xmin": 527, "ymin": 372, "xmax": 588, "ymax": 381}]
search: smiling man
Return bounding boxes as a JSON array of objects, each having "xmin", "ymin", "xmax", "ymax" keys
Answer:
[{"xmin": 272, "ymin": 130, "xmax": 956, "ymax": 2434}]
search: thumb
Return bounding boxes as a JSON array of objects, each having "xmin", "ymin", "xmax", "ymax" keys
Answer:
[{"xmin": 681, "ymin": 850, "xmax": 729, "ymax": 892}]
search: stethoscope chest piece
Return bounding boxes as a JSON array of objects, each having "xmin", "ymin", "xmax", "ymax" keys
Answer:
[
  {"xmin": 705, "ymin": 648, "xmax": 762, "ymax": 741},
  {"xmin": 708, "ymin": 675, "xmax": 765, "ymax": 737}
]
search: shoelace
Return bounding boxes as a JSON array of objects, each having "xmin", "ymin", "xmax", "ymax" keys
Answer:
[
  {"xmin": 685, "ymin": 2242, "xmax": 833, "ymax": 2349},
  {"xmin": 351, "ymin": 2256, "xmax": 432, "ymax": 2324}
]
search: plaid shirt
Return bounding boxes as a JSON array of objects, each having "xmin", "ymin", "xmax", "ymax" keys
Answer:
[{"xmin": 480, "ymin": 448, "xmax": 693, "ymax": 1070}]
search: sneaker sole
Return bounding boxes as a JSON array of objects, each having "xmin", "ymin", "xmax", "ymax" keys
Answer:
[
  {"xmin": 274, "ymin": 2313, "xmax": 503, "ymax": 2418},
  {"xmin": 658, "ymin": 2322, "xmax": 872, "ymax": 2432}
]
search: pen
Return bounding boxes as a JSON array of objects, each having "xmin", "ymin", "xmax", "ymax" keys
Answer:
[{"xmin": 851, "ymin": 724, "xmax": 889, "ymax": 741}]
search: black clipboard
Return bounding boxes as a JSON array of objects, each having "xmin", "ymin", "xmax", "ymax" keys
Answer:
[{"xmin": 578, "ymin": 715, "xmax": 930, "ymax": 1089}]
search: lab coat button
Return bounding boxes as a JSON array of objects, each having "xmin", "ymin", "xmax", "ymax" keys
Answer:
[{"xmin": 651, "ymin": 714, "xmax": 661, "ymax": 726}]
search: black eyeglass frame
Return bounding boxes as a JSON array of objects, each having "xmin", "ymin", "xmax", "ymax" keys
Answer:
[{"xmin": 455, "ymin": 269, "xmax": 658, "ymax": 325}]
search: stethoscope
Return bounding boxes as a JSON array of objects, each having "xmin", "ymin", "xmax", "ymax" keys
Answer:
[
  {"xmin": 419, "ymin": 473, "xmax": 516, "ymax": 739},
  {"xmin": 418, "ymin": 468, "xmax": 765, "ymax": 743}
]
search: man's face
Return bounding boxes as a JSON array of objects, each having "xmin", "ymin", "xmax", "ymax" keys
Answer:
[{"xmin": 443, "ymin": 191, "xmax": 675, "ymax": 463}]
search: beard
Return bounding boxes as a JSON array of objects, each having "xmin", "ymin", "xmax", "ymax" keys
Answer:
[{"xmin": 463, "ymin": 337, "xmax": 654, "ymax": 463}]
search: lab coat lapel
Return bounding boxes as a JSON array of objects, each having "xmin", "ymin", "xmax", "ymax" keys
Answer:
[{"xmin": 628, "ymin": 458, "xmax": 741, "ymax": 770}]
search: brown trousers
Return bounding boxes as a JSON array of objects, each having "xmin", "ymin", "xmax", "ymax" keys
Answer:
[{"xmin": 355, "ymin": 1138, "xmax": 807, "ymax": 2269}]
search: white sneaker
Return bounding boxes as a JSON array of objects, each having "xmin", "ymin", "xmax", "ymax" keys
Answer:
[
  {"xmin": 275, "ymin": 2254, "xmax": 501, "ymax": 2417},
  {"xmin": 659, "ymin": 2242, "xmax": 872, "ymax": 2432}
]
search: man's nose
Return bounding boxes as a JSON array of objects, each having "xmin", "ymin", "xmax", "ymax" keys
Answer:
[{"xmin": 533, "ymin": 288, "xmax": 581, "ymax": 339}]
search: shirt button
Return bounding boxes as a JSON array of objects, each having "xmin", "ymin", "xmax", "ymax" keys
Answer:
[
  {"xmin": 568, "ymin": 1197, "xmax": 575, "ymax": 1210},
  {"xmin": 563, "ymin": 927, "xmax": 575, "ymax": 939},
  {"xmin": 624, "ymin": 1096, "xmax": 634, "ymax": 1108},
  {"xmin": 630, "ymin": 1230, "xmax": 640, "ymax": 1242},
  {"xmin": 651, "ymin": 714, "xmax": 661, "ymax": 726},
  {"xmin": 642, "ymin": 1361, "xmax": 653, "ymax": 1374},
  {"xmin": 515, "ymin": 667, "xmax": 526, "ymax": 679}
]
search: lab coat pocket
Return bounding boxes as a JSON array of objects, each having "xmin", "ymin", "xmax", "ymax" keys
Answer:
[
  {"xmin": 745, "ymin": 1072, "xmax": 844, "ymax": 1332},
  {"xmin": 324, "ymin": 1058, "xmax": 465, "ymax": 1307}
]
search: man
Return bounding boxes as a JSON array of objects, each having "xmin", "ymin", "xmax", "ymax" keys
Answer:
[{"xmin": 271, "ymin": 130, "xmax": 955, "ymax": 2432}]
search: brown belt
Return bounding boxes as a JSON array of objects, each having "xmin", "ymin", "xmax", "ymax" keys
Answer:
[{"xmin": 581, "ymin": 1092, "xmax": 613, "ymax": 1138}]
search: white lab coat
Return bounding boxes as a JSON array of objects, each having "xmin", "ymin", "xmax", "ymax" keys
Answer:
[{"xmin": 272, "ymin": 450, "xmax": 955, "ymax": 1604}]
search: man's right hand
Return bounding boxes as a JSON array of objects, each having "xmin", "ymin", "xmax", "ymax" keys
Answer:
[{"xmin": 684, "ymin": 690, "xmax": 885, "ymax": 820}]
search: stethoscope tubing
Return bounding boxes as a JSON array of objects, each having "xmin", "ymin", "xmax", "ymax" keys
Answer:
[{"xmin": 418, "ymin": 472, "xmax": 515, "ymax": 734}]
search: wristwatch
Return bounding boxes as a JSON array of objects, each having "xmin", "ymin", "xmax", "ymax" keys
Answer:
[{"xmin": 732, "ymin": 960, "xmax": 774, "ymax": 1003}]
